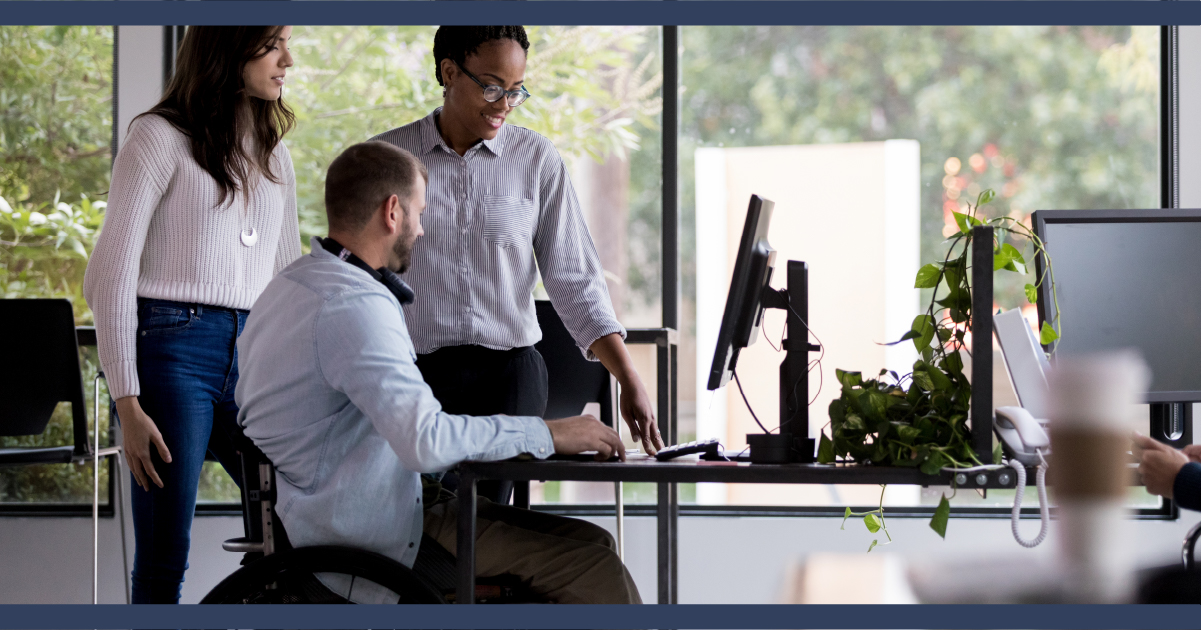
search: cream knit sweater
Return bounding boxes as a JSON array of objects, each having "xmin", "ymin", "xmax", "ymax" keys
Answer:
[{"xmin": 83, "ymin": 114, "xmax": 302, "ymax": 400}]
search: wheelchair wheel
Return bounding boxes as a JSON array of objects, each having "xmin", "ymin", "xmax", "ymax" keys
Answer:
[{"xmin": 200, "ymin": 546, "xmax": 447, "ymax": 604}]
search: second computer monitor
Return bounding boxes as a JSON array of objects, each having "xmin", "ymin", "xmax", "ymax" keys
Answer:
[{"xmin": 1033, "ymin": 209, "xmax": 1201, "ymax": 402}]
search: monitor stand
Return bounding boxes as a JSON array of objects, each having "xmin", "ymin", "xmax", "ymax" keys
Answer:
[
  {"xmin": 753, "ymin": 260, "xmax": 821, "ymax": 464},
  {"xmin": 1150, "ymin": 402, "xmax": 1193, "ymax": 449}
]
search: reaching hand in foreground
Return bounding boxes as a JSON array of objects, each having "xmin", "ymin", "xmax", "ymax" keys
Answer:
[{"xmin": 1132, "ymin": 433, "xmax": 1190, "ymax": 499}]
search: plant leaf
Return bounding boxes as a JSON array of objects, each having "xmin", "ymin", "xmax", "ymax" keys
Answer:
[
  {"xmin": 953, "ymin": 211, "xmax": 971, "ymax": 234},
  {"xmin": 993, "ymin": 245, "xmax": 1013, "ymax": 271},
  {"xmin": 1040, "ymin": 321, "xmax": 1060, "ymax": 345},
  {"xmin": 920, "ymin": 451, "xmax": 946, "ymax": 475},
  {"xmin": 929, "ymin": 495, "xmax": 951, "ymax": 539},
  {"xmin": 841, "ymin": 506, "xmax": 852, "ymax": 530},
  {"xmin": 1024, "ymin": 283, "xmax": 1038, "ymax": 304},
  {"xmin": 926, "ymin": 365, "xmax": 951, "ymax": 391},
  {"xmin": 1002, "ymin": 243, "xmax": 1025, "ymax": 267},
  {"xmin": 867, "ymin": 539, "xmax": 878, "ymax": 553},
  {"xmin": 942, "ymin": 352, "xmax": 964, "ymax": 376},
  {"xmin": 911, "ymin": 314, "xmax": 935, "ymax": 352},
  {"xmin": 817, "ymin": 432, "xmax": 835, "ymax": 464},
  {"xmin": 864, "ymin": 512, "xmax": 882, "ymax": 533},
  {"xmin": 977, "ymin": 188, "xmax": 996, "ymax": 206},
  {"xmin": 836, "ymin": 369, "xmax": 863, "ymax": 390},
  {"xmin": 1000, "ymin": 243, "xmax": 1026, "ymax": 273},
  {"xmin": 914, "ymin": 263, "xmax": 942, "ymax": 289},
  {"xmin": 993, "ymin": 441, "xmax": 1004, "ymax": 465},
  {"xmin": 911, "ymin": 370, "xmax": 935, "ymax": 391}
]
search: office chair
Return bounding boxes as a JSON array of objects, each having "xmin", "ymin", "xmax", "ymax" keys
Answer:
[
  {"xmin": 205, "ymin": 432, "xmax": 534, "ymax": 604},
  {"xmin": 0, "ymin": 299, "xmax": 127, "ymax": 604},
  {"xmin": 203, "ymin": 433, "xmax": 445, "ymax": 604},
  {"xmin": 531, "ymin": 300, "xmax": 626, "ymax": 557},
  {"xmin": 1184, "ymin": 521, "xmax": 1201, "ymax": 570},
  {"xmin": 1132, "ymin": 521, "xmax": 1201, "ymax": 603}
]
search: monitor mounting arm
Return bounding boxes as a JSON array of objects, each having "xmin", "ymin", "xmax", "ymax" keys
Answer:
[{"xmin": 756, "ymin": 261, "xmax": 821, "ymax": 463}]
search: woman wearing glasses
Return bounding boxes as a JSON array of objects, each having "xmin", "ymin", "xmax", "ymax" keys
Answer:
[{"xmin": 372, "ymin": 26, "xmax": 662, "ymax": 503}]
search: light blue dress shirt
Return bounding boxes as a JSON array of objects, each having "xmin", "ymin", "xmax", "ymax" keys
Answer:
[{"xmin": 235, "ymin": 237, "xmax": 555, "ymax": 573}]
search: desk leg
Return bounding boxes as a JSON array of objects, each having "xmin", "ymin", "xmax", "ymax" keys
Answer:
[
  {"xmin": 457, "ymin": 472, "xmax": 477, "ymax": 605},
  {"xmin": 657, "ymin": 481, "xmax": 678, "ymax": 604},
  {"xmin": 670, "ymin": 481, "xmax": 678, "ymax": 603},
  {"xmin": 514, "ymin": 480, "xmax": 531, "ymax": 509}
]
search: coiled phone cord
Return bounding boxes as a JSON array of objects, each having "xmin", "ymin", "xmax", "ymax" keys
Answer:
[{"xmin": 1008, "ymin": 452, "xmax": 1049, "ymax": 548}]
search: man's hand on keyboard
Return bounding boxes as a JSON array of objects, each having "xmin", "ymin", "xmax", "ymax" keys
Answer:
[{"xmin": 545, "ymin": 415, "xmax": 626, "ymax": 462}]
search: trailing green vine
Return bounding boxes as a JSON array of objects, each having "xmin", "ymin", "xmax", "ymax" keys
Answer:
[
  {"xmin": 841, "ymin": 485, "xmax": 893, "ymax": 552},
  {"xmin": 818, "ymin": 189, "xmax": 1059, "ymax": 543}
]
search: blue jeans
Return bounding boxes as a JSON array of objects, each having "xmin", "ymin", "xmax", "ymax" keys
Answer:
[{"xmin": 114, "ymin": 298, "xmax": 247, "ymax": 604}]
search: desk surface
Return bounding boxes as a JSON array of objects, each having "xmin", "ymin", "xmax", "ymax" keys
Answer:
[
  {"xmin": 460, "ymin": 455, "xmax": 974, "ymax": 486},
  {"xmin": 461, "ymin": 455, "xmax": 1144, "ymax": 489}
]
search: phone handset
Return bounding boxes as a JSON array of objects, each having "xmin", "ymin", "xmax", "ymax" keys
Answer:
[
  {"xmin": 994, "ymin": 406, "xmax": 1050, "ymax": 548},
  {"xmin": 995, "ymin": 406, "xmax": 1050, "ymax": 462}
]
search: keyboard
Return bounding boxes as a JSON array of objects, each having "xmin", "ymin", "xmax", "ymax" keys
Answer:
[{"xmin": 655, "ymin": 438, "xmax": 721, "ymax": 461}]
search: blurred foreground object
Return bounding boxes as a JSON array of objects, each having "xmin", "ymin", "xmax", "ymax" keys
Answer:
[{"xmin": 1048, "ymin": 350, "xmax": 1150, "ymax": 603}]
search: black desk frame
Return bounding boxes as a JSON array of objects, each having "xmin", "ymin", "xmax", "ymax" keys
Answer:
[
  {"xmin": 455, "ymin": 458, "xmax": 1040, "ymax": 604},
  {"xmin": 625, "ymin": 327, "xmax": 680, "ymax": 603}
]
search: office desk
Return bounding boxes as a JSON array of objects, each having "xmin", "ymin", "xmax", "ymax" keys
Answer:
[{"xmin": 454, "ymin": 456, "xmax": 1030, "ymax": 604}]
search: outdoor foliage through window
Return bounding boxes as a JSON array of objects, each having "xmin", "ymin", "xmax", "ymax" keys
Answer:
[{"xmin": 1, "ymin": 26, "xmax": 114, "ymax": 505}]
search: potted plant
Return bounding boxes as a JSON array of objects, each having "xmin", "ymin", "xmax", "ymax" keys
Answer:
[{"xmin": 818, "ymin": 189, "xmax": 1059, "ymax": 547}]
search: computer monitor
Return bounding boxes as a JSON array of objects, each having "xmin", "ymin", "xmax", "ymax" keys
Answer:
[
  {"xmin": 1033, "ymin": 209, "xmax": 1201, "ymax": 445},
  {"xmin": 706, "ymin": 194, "xmax": 777, "ymax": 391}
]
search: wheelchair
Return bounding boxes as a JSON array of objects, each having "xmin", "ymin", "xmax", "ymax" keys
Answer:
[{"xmin": 200, "ymin": 435, "xmax": 532, "ymax": 604}]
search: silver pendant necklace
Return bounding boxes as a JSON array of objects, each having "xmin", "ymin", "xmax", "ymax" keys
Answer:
[{"xmin": 240, "ymin": 227, "xmax": 258, "ymax": 247}]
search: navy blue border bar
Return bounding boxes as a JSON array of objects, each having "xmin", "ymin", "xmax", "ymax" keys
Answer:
[
  {"xmin": 2, "ymin": 1, "xmax": 1201, "ymax": 26},
  {"xmin": 0, "ymin": 604, "xmax": 1199, "ymax": 629}
]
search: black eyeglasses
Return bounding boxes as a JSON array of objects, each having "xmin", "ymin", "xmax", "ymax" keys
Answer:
[{"xmin": 453, "ymin": 59, "xmax": 532, "ymax": 107}]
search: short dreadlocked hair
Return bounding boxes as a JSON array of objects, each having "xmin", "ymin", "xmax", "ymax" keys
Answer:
[{"xmin": 433, "ymin": 26, "xmax": 530, "ymax": 86}]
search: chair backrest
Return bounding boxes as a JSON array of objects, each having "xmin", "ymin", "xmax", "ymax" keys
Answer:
[
  {"xmin": 533, "ymin": 300, "xmax": 614, "ymax": 427},
  {"xmin": 0, "ymin": 299, "xmax": 89, "ymax": 455},
  {"xmin": 228, "ymin": 429, "xmax": 292, "ymax": 555}
]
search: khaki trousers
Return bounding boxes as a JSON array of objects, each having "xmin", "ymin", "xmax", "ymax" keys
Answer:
[{"xmin": 423, "ymin": 497, "xmax": 643, "ymax": 604}]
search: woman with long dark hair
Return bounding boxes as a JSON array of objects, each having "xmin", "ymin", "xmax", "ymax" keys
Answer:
[{"xmin": 84, "ymin": 26, "xmax": 300, "ymax": 603}]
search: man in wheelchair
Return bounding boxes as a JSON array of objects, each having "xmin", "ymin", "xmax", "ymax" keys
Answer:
[{"xmin": 233, "ymin": 141, "xmax": 641, "ymax": 604}]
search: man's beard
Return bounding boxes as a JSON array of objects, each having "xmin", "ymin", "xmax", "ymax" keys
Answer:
[{"xmin": 391, "ymin": 227, "xmax": 414, "ymax": 274}]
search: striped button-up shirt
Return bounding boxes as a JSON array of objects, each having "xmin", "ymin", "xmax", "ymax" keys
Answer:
[{"xmin": 372, "ymin": 108, "xmax": 624, "ymax": 358}]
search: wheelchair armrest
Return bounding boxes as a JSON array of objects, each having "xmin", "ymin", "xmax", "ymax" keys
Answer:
[
  {"xmin": 223, "ymin": 537, "xmax": 266, "ymax": 554},
  {"xmin": 1183, "ymin": 521, "xmax": 1201, "ymax": 570}
]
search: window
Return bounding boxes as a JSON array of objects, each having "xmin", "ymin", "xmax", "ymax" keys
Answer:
[
  {"xmin": 680, "ymin": 26, "xmax": 1164, "ymax": 514},
  {"xmin": 0, "ymin": 26, "xmax": 116, "ymax": 512}
]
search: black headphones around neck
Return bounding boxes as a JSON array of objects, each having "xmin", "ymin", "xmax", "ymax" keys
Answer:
[{"xmin": 319, "ymin": 237, "xmax": 415, "ymax": 305}]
